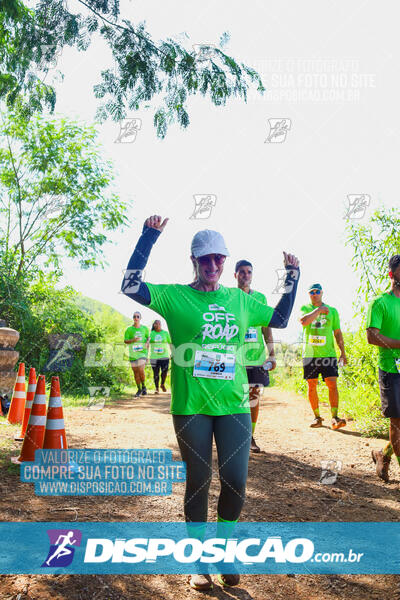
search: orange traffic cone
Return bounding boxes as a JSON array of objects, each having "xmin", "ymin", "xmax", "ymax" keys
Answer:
[
  {"xmin": 43, "ymin": 376, "xmax": 67, "ymax": 450},
  {"xmin": 7, "ymin": 363, "xmax": 26, "ymax": 425},
  {"xmin": 14, "ymin": 367, "xmax": 36, "ymax": 441},
  {"xmin": 14, "ymin": 375, "xmax": 47, "ymax": 463}
]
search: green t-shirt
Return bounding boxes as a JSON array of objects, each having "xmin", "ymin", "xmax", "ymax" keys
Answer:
[
  {"xmin": 124, "ymin": 324, "xmax": 149, "ymax": 361},
  {"xmin": 243, "ymin": 290, "xmax": 268, "ymax": 366},
  {"xmin": 150, "ymin": 329, "xmax": 172, "ymax": 359},
  {"xmin": 146, "ymin": 283, "xmax": 274, "ymax": 415},
  {"xmin": 366, "ymin": 292, "xmax": 400, "ymax": 374},
  {"xmin": 300, "ymin": 303, "xmax": 340, "ymax": 358}
]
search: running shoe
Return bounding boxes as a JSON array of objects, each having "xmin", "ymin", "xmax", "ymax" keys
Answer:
[
  {"xmin": 371, "ymin": 449, "xmax": 391, "ymax": 482},
  {"xmin": 188, "ymin": 574, "xmax": 213, "ymax": 590},
  {"xmin": 250, "ymin": 436, "xmax": 261, "ymax": 453},
  {"xmin": 217, "ymin": 573, "xmax": 240, "ymax": 587},
  {"xmin": 331, "ymin": 417, "xmax": 346, "ymax": 430},
  {"xmin": 154, "ymin": 388, "xmax": 160, "ymax": 394},
  {"xmin": 310, "ymin": 417, "xmax": 324, "ymax": 428},
  {"xmin": 161, "ymin": 384, "xmax": 167, "ymax": 392},
  {"xmin": 134, "ymin": 389, "xmax": 142, "ymax": 398},
  {"xmin": 141, "ymin": 386, "xmax": 147, "ymax": 396}
]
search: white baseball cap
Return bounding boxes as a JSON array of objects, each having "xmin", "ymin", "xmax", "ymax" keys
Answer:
[{"xmin": 191, "ymin": 230, "xmax": 230, "ymax": 258}]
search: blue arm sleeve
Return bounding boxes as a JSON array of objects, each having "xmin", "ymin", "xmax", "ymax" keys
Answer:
[
  {"xmin": 269, "ymin": 266, "xmax": 300, "ymax": 328},
  {"xmin": 121, "ymin": 225, "xmax": 161, "ymax": 305}
]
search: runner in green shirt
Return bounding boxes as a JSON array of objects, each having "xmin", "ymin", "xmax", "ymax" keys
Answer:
[
  {"xmin": 149, "ymin": 319, "xmax": 171, "ymax": 393},
  {"xmin": 121, "ymin": 214, "xmax": 300, "ymax": 590},
  {"xmin": 234, "ymin": 259, "xmax": 276, "ymax": 453},
  {"xmin": 367, "ymin": 255, "xmax": 400, "ymax": 482},
  {"xmin": 300, "ymin": 283, "xmax": 348, "ymax": 430},
  {"xmin": 124, "ymin": 312, "xmax": 149, "ymax": 397}
]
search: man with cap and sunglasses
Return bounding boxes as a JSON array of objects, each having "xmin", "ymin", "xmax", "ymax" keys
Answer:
[
  {"xmin": 300, "ymin": 284, "xmax": 347, "ymax": 429},
  {"xmin": 122, "ymin": 215, "xmax": 300, "ymax": 591},
  {"xmin": 368, "ymin": 255, "xmax": 400, "ymax": 482},
  {"xmin": 234, "ymin": 259, "xmax": 276, "ymax": 453}
]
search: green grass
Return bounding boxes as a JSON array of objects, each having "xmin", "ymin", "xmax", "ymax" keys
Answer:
[
  {"xmin": 274, "ymin": 367, "xmax": 389, "ymax": 439},
  {"xmin": 0, "ymin": 415, "xmax": 22, "ymax": 472}
]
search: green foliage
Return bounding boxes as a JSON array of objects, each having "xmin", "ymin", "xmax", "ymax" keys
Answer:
[
  {"xmin": 0, "ymin": 264, "xmax": 132, "ymax": 395},
  {"xmin": 0, "ymin": 1, "xmax": 264, "ymax": 137},
  {"xmin": 307, "ymin": 205, "xmax": 399, "ymax": 435},
  {"xmin": 339, "ymin": 327, "xmax": 387, "ymax": 437},
  {"xmin": 75, "ymin": 294, "xmax": 130, "ymax": 327},
  {"xmin": 271, "ymin": 316, "xmax": 386, "ymax": 435},
  {"xmin": 0, "ymin": 110, "xmax": 128, "ymax": 278},
  {"xmin": 346, "ymin": 206, "xmax": 400, "ymax": 312},
  {"xmin": 273, "ymin": 326, "xmax": 387, "ymax": 438},
  {"xmin": 0, "ymin": 108, "xmax": 132, "ymax": 399}
]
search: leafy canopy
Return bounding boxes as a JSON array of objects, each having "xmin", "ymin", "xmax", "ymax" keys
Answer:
[
  {"xmin": 346, "ymin": 206, "xmax": 400, "ymax": 309},
  {"xmin": 0, "ymin": 0, "xmax": 265, "ymax": 137},
  {"xmin": 0, "ymin": 109, "xmax": 127, "ymax": 278}
]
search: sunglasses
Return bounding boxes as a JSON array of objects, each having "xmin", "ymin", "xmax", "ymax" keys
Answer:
[
  {"xmin": 197, "ymin": 254, "xmax": 226, "ymax": 266},
  {"xmin": 309, "ymin": 290, "xmax": 321, "ymax": 295}
]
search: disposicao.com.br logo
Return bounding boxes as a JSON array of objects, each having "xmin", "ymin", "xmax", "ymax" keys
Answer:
[
  {"xmin": 0, "ymin": 522, "xmax": 376, "ymax": 575},
  {"xmin": 39, "ymin": 530, "xmax": 365, "ymax": 573},
  {"xmin": 83, "ymin": 535, "xmax": 315, "ymax": 565}
]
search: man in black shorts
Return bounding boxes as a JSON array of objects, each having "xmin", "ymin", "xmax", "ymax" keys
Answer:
[
  {"xmin": 367, "ymin": 255, "xmax": 400, "ymax": 482},
  {"xmin": 300, "ymin": 284, "xmax": 347, "ymax": 429},
  {"xmin": 235, "ymin": 260, "xmax": 276, "ymax": 453}
]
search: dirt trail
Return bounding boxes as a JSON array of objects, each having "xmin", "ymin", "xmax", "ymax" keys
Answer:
[{"xmin": 1, "ymin": 387, "xmax": 400, "ymax": 599}]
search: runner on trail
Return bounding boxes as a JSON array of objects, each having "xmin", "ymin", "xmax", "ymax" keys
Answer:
[
  {"xmin": 121, "ymin": 215, "xmax": 300, "ymax": 591},
  {"xmin": 300, "ymin": 284, "xmax": 347, "ymax": 429},
  {"xmin": 150, "ymin": 319, "xmax": 171, "ymax": 393},
  {"xmin": 124, "ymin": 312, "xmax": 149, "ymax": 398},
  {"xmin": 234, "ymin": 259, "xmax": 276, "ymax": 453},
  {"xmin": 367, "ymin": 255, "xmax": 400, "ymax": 482}
]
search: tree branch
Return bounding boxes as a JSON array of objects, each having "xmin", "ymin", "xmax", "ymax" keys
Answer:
[
  {"xmin": 76, "ymin": 0, "xmax": 168, "ymax": 57},
  {"xmin": 6, "ymin": 134, "xmax": 26, "ymax": 276}
]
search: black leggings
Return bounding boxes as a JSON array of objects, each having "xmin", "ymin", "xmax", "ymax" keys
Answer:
[
  {"xmin": 172, "ymin": 413, "xmax": 251, "ymax": 523},
  {"xmin": 151, "ymin": 359, "xmax": 169, "ymax": 388}
]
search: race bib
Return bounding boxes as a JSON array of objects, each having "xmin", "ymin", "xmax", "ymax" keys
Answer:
[
  {"xmin": 193, "ymin": 350, "xmax": 235, "ymax": 380},
  {"xmin": 245, "ymin": 328, "xmax": 258, "ymax": 342},
  {"xmin": 132, "ymin": 344, "xmax": 143, "ymax": 352},
  {"xmin": 395, "ymin": 358, "xmax": 400, "ymax": 374},
  {"xmin": 309, "ymin": 335, "xmax": 326, "ymax": 346}
]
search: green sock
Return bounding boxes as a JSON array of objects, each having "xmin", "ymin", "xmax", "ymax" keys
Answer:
[
  {"xmin": 383, "ymin": 443, "xmax": 394, "ymax": 458},
  {"xmin": 186, "ymin": 523, "xmax": 207, "ymax": 574},
  {"xmin": 216, "ymin": 514, "xmax": 238, "ymax": 539},
  {"xmin": 186, "ymin": 522, "xmax": 206, "ymax": 541},
  {"xmin": 331, "ymin": 406, "xmax": 338, "ymax": 418},
  {"xmin": 251, "ymin": 422, "xmax": 256, "ymax": 435},
  {"xmin": 313, "ymin": 408, "xmax": 320, "ymax": 418}
]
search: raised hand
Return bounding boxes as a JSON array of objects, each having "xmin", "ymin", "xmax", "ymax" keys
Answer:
[
  {"xmin": 144, "ymin": 215, "xmax": 169, "ymax": 232},
  {"xmin": 283, "ymin": 251, "xmax": 299, "ymax": 268}
]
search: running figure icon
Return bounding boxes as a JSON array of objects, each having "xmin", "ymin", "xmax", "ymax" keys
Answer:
[{"xmin": 45, "ymin": 531, "xmax": 77, "ymax": 566}]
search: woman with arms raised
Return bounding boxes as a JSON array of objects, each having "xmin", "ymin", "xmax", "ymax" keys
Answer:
[{"xmin": 121, "ymin": 215, "xmax": 300, "ymax": 591}]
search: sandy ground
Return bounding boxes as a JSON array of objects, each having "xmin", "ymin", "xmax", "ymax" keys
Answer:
[{"xmin": 1, "ymin": 386, "xmax": 400, "ymax": 599}]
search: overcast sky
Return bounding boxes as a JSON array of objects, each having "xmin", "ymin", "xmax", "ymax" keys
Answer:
[{"xmin": 51, "ymin": 0, "xmax": 399, "ymax": 342}]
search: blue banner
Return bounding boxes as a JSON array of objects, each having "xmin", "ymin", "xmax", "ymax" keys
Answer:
[
  {"xmin": 19, "ymin": 449, "xmax": 186, "ymax": 496},
  {"xmin": 0, "ymin": 522, "xmax": 399, "ymax": 574}
]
